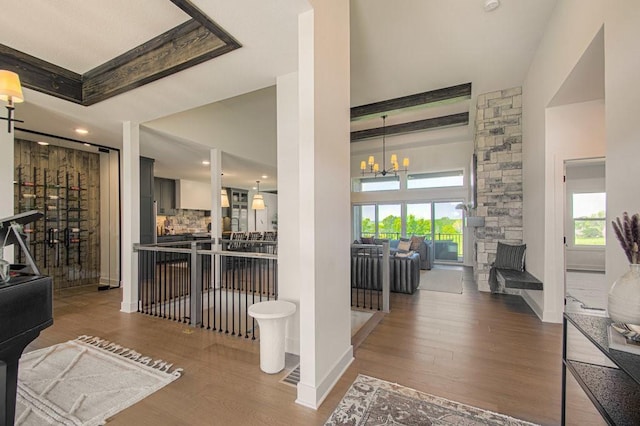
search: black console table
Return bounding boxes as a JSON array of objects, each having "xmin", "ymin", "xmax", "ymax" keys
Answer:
[{"xmin": 562, "ymin": 313, "xmax": 640, "ymax": 425}]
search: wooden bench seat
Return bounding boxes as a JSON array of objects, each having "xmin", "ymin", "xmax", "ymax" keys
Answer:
[{"xmin": 495, "ymin": 268, "xmax": 543, "ymax": 291}]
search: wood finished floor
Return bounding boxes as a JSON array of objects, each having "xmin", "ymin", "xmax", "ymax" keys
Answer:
[{"xmin": 26, "ymin": 268, "xmax": 579, "ymax": 425}]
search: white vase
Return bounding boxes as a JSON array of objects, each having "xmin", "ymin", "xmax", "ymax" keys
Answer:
[{"xmin": 608, "ymin": 263, "xmax": 640, "ymax": 325}]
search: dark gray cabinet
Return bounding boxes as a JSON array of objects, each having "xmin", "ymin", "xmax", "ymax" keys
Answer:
[
  {"xmin": 154, "ymin": 178, "xmax": 176, "ymax": 215},
  {"xmin": 140, "ymin": 157, "xmax": 155, "ymax": 244}
]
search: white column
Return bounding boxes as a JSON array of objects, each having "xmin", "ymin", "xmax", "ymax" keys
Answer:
[
  {"xmin": 296, "ymin": 1, "xmax": 352, "ymax": 410},
  {"xmin": 210, "ymin": 148, "xmax": 222, "ymax": 247},
  {"xmin": 277, "ymin": 71, "xmax": 301, "ymax": 355},
  {"xmin": 121, "ymin": 122, "xmax": 140, "ymax": 312},
  {"xmin": 0, "ymin": 129, "xmax": 14, "ymax": 261}
]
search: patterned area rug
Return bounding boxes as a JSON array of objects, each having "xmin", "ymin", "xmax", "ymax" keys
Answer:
[
  {"xmin": 15, "ymin": 336, "xmax": 182, "ymax": 426},
  {"xmin": 325, "ymin": 375, "xmax": 538, "ymax": 425}
]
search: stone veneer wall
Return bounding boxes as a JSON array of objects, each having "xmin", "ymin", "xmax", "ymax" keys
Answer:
[{"xmin": 473, "ymin": 87, "xmax": 523, "ymax": 292}]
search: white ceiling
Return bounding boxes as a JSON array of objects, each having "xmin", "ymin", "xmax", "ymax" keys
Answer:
[{"xmin": 4, "ymin": 0, "xmax": 560, "ymax": 189}]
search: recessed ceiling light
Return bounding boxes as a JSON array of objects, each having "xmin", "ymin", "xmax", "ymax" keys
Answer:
[
  {"xmin": 84, "ymin": 143, "xmax": 91, "ymax": 147},
  {"xmin": 252, "ymin": 186, "xmax": 257, "ymax": 190},
  {"xmin": 202, "ymin": 160, "xmax": 210, "ymax": 165},
  {"xmin": 484, "ymin": 0, "xmax": 500, "ymax": 12},
  {"xmin": 261, "ymin": 175, "xmax": 268, "ymax": 179},
  {"xmin": 75, "ymin": 128, "xmax": 89, "ymax": 135},
  {"xmin": 37, "ymin": 141, "xmax": 49, "ymax": 146}
]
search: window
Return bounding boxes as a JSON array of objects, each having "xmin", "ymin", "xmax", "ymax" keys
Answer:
[
  {"xmin": 572, "ymin": 192, "xmax": 606, "ymax": 246},
  {"xmin": 355, "ymin": 176, "xmax": 400, "ymax": 192},
  {"xmin": 406, "ymin": 203, "xmax": 432, "ymax": 236},
  {"xmin": 407, "ymin": 170, "xmax": 464, "ymax": 189}
]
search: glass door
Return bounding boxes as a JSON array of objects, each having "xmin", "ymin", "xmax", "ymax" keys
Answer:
[{"xmin": 433, "ymin": 201, "xmax": 463, "ymax": 263}]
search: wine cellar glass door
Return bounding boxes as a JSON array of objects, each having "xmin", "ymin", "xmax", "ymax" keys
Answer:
[{"xmin": 14, "ymin": 139, "xmax": 111, "ymax": 290}]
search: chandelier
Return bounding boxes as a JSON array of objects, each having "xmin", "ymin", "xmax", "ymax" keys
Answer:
[{"xmin": 360, "ymin": 115, "xmax": 409, "ymax": 177}]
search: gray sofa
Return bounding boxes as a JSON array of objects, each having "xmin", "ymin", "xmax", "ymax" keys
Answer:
[
  {"xmin": 351, "ymin": 247, "xmax": 421, "ymax": 294},
  {"xmin": 388, "ymin": 238, "xmax": 431, "ymax": 270}
]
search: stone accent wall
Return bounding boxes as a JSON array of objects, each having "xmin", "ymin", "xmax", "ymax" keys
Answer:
[{"xmin": 473, "ymin": 87, "xmax": 523, "ymax": 292}]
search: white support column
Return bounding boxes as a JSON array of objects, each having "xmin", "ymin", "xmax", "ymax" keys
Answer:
[
  {"xmin": 0, "ymin": 129, "xmax": 15, "ymax": 261},
  {"xmin": 121, "ymin": 122, "xmax": 140, "ymax": 313},
  {"xmin": 210, "ymin": 148, "xmax": 222, "ymax": 288},
  {"xmin": 277, "ymin": 71, "xmax": 301, "ymax": 355},
  {"xmin": 296, "ymin": 1, "xmax": 352, "ymax": 410},
  {"xmin": 210, "ymin": 149, "xmax": 222, "ymax": 245}
]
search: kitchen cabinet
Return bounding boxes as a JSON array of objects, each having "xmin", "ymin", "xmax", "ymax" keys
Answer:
[
  {"xmin": 140, "ymin": 157, "xmax": 155, "ymax": 244},
  {"xmin": 176, "ymin": 179, "xmax": 211, "ymax": 211},
  {"xmin": 154, "ymin": 177, "xmax": 176, "ymax": 215},
  {"xmin": 229, "ymin": 189, "xmax": 248, "ymax": 232}
]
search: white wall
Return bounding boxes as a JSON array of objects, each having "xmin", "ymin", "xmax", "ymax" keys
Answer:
[
  {"xmin": 144, "ymin": 86, "xmax": 278, "ymax": 168},
  {"xmin": 605, "ymin": 1, "xmax": 640, "ymax": 287},
  {"xmin": 523, "ymin": 0, "xmax": 640, "ymax": 322},
  {"xmin": 276, "ymin": 71, "xmax": 301, "ymax": 356}
]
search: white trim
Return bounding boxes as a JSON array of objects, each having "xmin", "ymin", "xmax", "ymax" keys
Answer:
[
  {"xmin": 120, "ymin": 301, "xmax": 138, "ymax": 313},
  {"xmin": 296, "ymin": 345, "xmax": 353, "ymax": 409},
  {"xmin": 522, "ymin": 289, "xmax": 544, "ymax": 320}
]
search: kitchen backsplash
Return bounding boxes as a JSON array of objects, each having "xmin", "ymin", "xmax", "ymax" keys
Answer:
[{"xmin": 157, "ymin": 209, "xmax": 211, "ymax": 235}]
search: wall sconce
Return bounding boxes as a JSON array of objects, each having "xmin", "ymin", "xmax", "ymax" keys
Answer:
[{"xmin": 0, "ymin": 70, "xmax": 24, "ymax": 133}]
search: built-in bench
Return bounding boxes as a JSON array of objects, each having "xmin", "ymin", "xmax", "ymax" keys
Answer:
[{"xmin": 495, "ymin": 268, "xmax": 543, "ymax": 291}]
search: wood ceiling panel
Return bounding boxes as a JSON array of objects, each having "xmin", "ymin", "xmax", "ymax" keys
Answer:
[{"xmin": 0, "ymin": 0, "xmax": 240, "ymax": 106}]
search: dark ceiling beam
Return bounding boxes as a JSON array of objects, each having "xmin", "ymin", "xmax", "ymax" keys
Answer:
[
  {"xmin": 350, "ymin": 112, "xmax": 469, "ymax": 142},
  {"xmin": 350, "ymin": 83, "xmax": 472, "ymax": 120},
  {"xmin": 0, "ymin": 44, "xmax": 83, "ymax": 104},
  {"xmin": 83, "ymin": 20, "xmax": 231, "ymax": 106},
  {"xmin": 0, "ymin": 0, "xmax": 240, "ymax": 106},
  {"xmin": 169, "ymin": 0, "xmax": 242, "ymax": 48}
]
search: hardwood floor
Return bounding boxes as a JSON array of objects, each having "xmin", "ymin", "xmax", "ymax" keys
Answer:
[{"xmin": 26, "ymin": 268, "xmax": 569, "ymax": 425}]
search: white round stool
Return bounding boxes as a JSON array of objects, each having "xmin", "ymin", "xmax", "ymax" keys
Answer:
[{"xmin": 248, "ymin": 300, "xmax": 296, "ymax": 374}]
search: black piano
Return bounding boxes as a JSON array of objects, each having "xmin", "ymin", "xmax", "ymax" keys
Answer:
[{"xmin": 0, "ymin": 211, "xmax": 52, "ymax": 426}]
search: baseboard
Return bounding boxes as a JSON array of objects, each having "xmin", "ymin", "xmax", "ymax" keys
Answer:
[
  {"xmin": 99, "ymin": 277, "xmax": 120, "ymax": 287},
  {"xmin": 522, "ymin": 290, "xmax": 543, "ymax": 320},
  {"xmin": 120, "ymin": 301, "xmax": 138, "ymax": 313},
  {"xmin": 296, "ymin": 345, "xmax": 354, "ymax": 409}
]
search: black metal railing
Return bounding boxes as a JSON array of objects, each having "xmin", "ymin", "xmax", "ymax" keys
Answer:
[
  {"xmin": 350, "ymin": 242, "xmax": 390, "ymax": 312},
  {"xmin": 360, "ymin": 232, "xmax": 464, "ymax": 258},
  {"xmin": 136, "ymin": 240, "xmax": 277, "ymax": 339}
]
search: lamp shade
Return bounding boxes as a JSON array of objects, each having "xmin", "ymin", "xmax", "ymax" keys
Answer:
[
  {"xmin": 252, "ymin": 194, "xmax": 265, "ymax": 210},
  {"xmin": 221, "ymin": 189, "xmax": 230, "ymax": 208},
  {"xmin": 0, "ymin": 71, "xmax": 24, "ymax": 103}
]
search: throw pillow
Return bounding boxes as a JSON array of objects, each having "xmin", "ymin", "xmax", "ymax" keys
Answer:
[
  {"xmin": 410, "ymin": 235, "xmax": 425, "ymax": 251},
  {"xmin": 397, "ymin": 238, "xmax": 412, "ymax": 252},
  {"xmin": 360, "ymin": 237, "xmax": 374, "ymax": 244},
  {"xmin": 494, "ymin": 242, "xmax": 526, "ymax": 271},
  {"xmin": 395, "ymin": 250, "xmax": 414, "ymax": 258}
]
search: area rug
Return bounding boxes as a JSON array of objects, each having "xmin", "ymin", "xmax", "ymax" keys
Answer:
[
  {"xmin": 419, "ymin": 268, "xmax": 463, "ymax": 294},
  {"xmin": 15, "ymin": 335, "xmax": 182, "ymax": 426},
  {"xmin": 325, "ymin": 375, "xmax": 538, "ymax": 425}
]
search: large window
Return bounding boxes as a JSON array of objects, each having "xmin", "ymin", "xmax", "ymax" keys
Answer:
[
  {"xmin": 354, "ymin": 204, "xmax": 401, "ymax": 240},
  {"xmin": 356, "ymin": 176, "xmax": 400, "ymax": 192},
  {"xmin": 572, "ymin": 192, "xmax": 606, "ymax": 246},
  {"xmin": 353, "ymin": 200, "xmax": 464, "ymax": 262},
  {"xmin": 407, "ymin": 170, "xmax": 464, "ymax": 189},
  {"xmin": 406, "ymin": 203, "xmax": 432, "ymax": 236}
]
